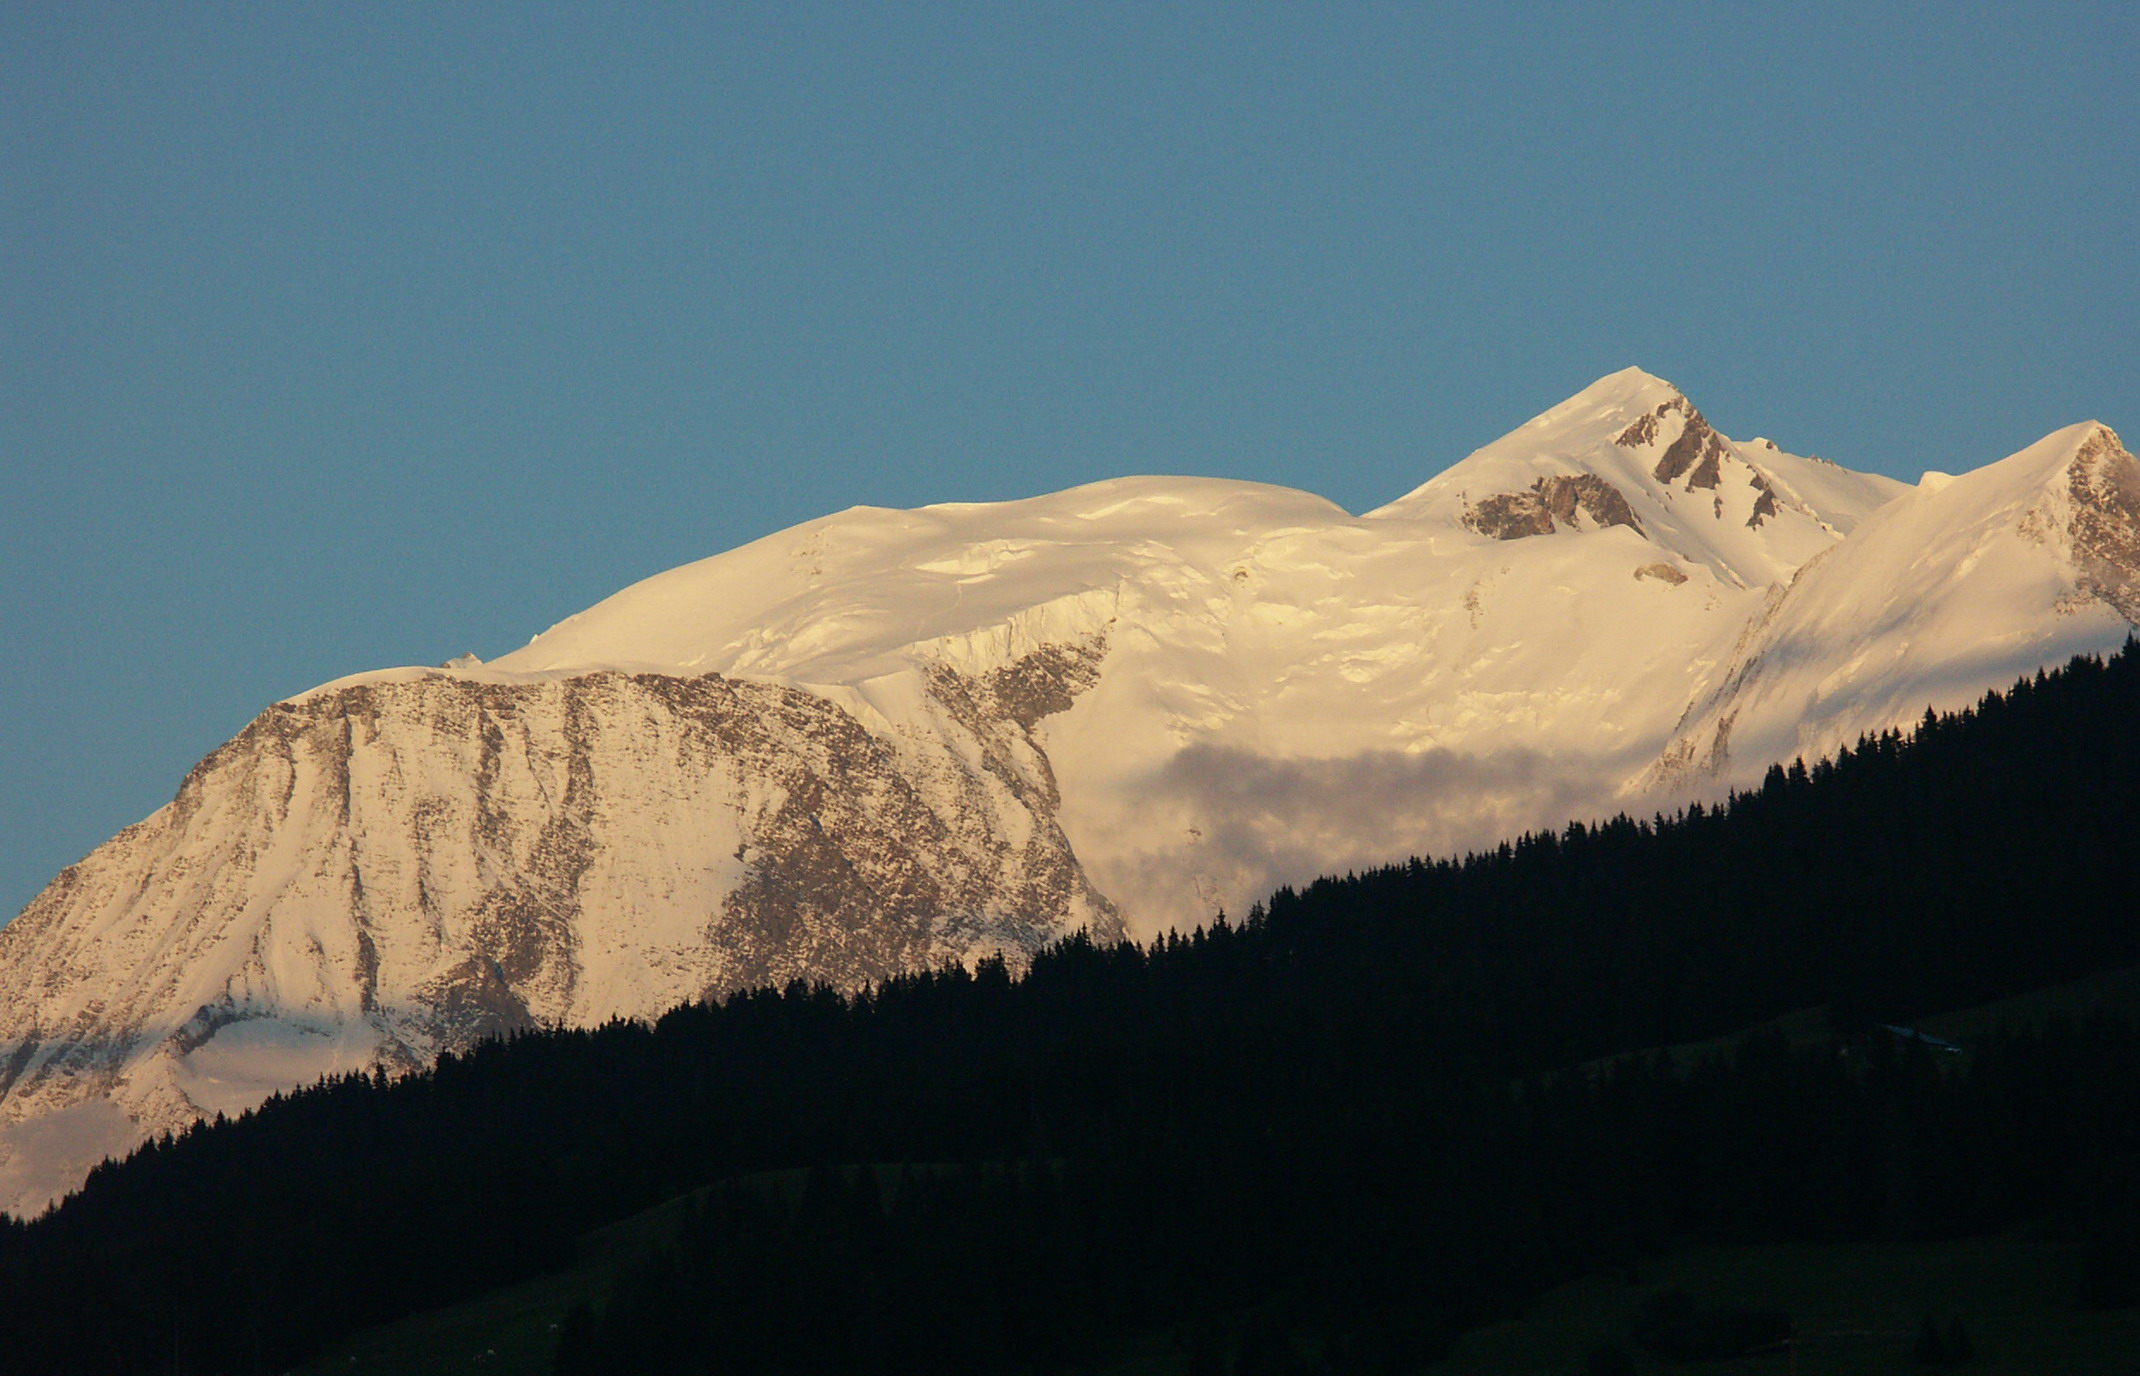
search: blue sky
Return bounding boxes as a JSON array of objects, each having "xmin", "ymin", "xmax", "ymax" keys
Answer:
[{"xmin": 5, "ymin": 3, "xmax": 2136, "ymax": 916}]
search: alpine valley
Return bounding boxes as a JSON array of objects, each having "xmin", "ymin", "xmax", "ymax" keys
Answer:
[{"xmin": 4, "ymin": 367, "xmax": 2137, "ymax": 1217}]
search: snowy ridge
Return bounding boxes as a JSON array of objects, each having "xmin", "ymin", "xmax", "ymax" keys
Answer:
[
  {"xmin": 493, "ymin": 477, "xmax": 1345, "ymax": 686},
  {"xmin": 3, "ymin": 368, "xmax": 2133, "ymax": 1217},
  {"xmin": 1369, "ymin": 368, "xmax": 1903, "ymax": 588},
  {"xmin": 1652, "ymin": 421, "xmax": 2140, "ymax": 783}
]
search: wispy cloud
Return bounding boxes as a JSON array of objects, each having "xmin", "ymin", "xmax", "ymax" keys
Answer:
[{"xmin": 1091, "ymin": 743, "xmax": 1636, "ymax": 935}]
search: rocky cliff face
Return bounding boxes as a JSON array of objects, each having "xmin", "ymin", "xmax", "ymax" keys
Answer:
[
  {"xmin": 4, "ymin": 368, "xmax": 2134, "ymax": 1217},
  {"xmin": 2065, "ymin": 425, "xmax": 2140, "ymax": 622},
  {"xmin": 0, "ymin": 653, "xmax": 1116, "ymax": 1215}
]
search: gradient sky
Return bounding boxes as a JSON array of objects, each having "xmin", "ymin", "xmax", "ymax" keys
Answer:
[{"xmin": 5, "ymin": 3, "xmax": 2137, "ymax": 917}]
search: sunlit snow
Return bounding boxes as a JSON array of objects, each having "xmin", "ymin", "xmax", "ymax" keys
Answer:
[{"xmin": 3, "ymin": 367, "xmax": 2133, "ymax": 1219}]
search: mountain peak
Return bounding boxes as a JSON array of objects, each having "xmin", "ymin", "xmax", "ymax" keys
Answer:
[
  {"xmin": 2050, "ymin": 423, "xmax": 2140, "ymax": 623},
  {"xmin": 1367, "ymin": 368, "xmax": 1682, "ymax": 520},
  {"xmin": 1506, "ymin": 367, "xmax": 1686, "ymax": 437},
  {"xmin": 1566, "ymin": 363, "xmax": 1682, "ymax": 404},
  {"xmin": 1367, "ymin": 369, "xmax": 1914, "ymax": 590},
  {"xmin": 1923, "ymin": 420, "xmax": 2132, "ymax": 510}
]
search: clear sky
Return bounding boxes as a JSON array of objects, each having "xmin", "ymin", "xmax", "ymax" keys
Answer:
[{"xmin": 5, "ymin": 3, "xmax": 2136, "ymax": 917}]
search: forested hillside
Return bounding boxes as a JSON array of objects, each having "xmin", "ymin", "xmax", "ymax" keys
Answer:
[{"xmin": 2, "ymin": 643, "xmax": 2136, "ymax": 1376}]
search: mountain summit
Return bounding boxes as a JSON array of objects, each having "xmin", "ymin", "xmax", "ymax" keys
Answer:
[
  {"xmin": 1371, "ymin": 367, "xmax": 1900, "ymax": 585},
  {"xmin": 3, "ymin": 370, "xmax": 2135, "ymax": 1216}
]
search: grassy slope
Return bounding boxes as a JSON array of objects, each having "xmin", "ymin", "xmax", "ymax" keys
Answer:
[
  {"xmin": 1575, "ymin": 964, "xmax": 2140, "ymax": 1080},
  {"xmin": 287, "ymin": 1187, "xmax": 698, "ymax": 1376},
  {"xmin": 289, "ymin": 1166, "xmax": 912, "ymax": 1376},
  {"xmin": 1432, "ymin": 1231, "xmax": 2140, "ymax": 1376},
  {"xmin": 1918, "ymin": 964, "xmax": 2140, "ymax": 1039},
  {"xmin": 300, "ymin": 1226, "xmax": 2140, "ymax": 1376}
]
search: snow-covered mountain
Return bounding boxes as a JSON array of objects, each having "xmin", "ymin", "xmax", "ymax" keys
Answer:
[{"xmin": 4, "ymin": 367, "xmax": 2135, "ymax": 1216}]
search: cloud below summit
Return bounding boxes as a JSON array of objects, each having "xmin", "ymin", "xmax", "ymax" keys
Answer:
[{"xmin": 1091, "ymin": 742, "xmax": 1634, "ymax": 932}]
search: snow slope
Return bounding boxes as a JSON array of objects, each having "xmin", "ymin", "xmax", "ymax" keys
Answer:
[
  {"xmin": 465, "ymin": 367, "xmax": 1915, "ymax": 926},
  {"xmin": 3, "ymin": 367, "xmax": 2133, "ymax": 1217},
  {"xmin": 1654, "ymin": 420, "xmax": 2140, "ymax": 783}
]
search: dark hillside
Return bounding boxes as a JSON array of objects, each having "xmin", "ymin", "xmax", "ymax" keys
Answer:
[
  {"xmin": 0, "ymin": 642, "xmax": 2135, "ymax": 1376},
  {"xmin": 1257, "ymin": 642, "xmax": 2140, "ymax": 1068}
]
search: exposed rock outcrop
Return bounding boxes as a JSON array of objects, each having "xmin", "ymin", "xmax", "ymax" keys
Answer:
[
  {"xmin": 0, "ymin": 650, "xmax": 1119, "ymax": 1215},
  {"xmin": 1464, "ymin": 474, "xmax": 1645, "ymax": 540},
  {"xmin": 2063, "ymin": 425, "xmax": 2140, "ymax": 622},
  {"xmin": 1628, "ymin": 395, "xmax": 1731, "ymax": 492}
]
